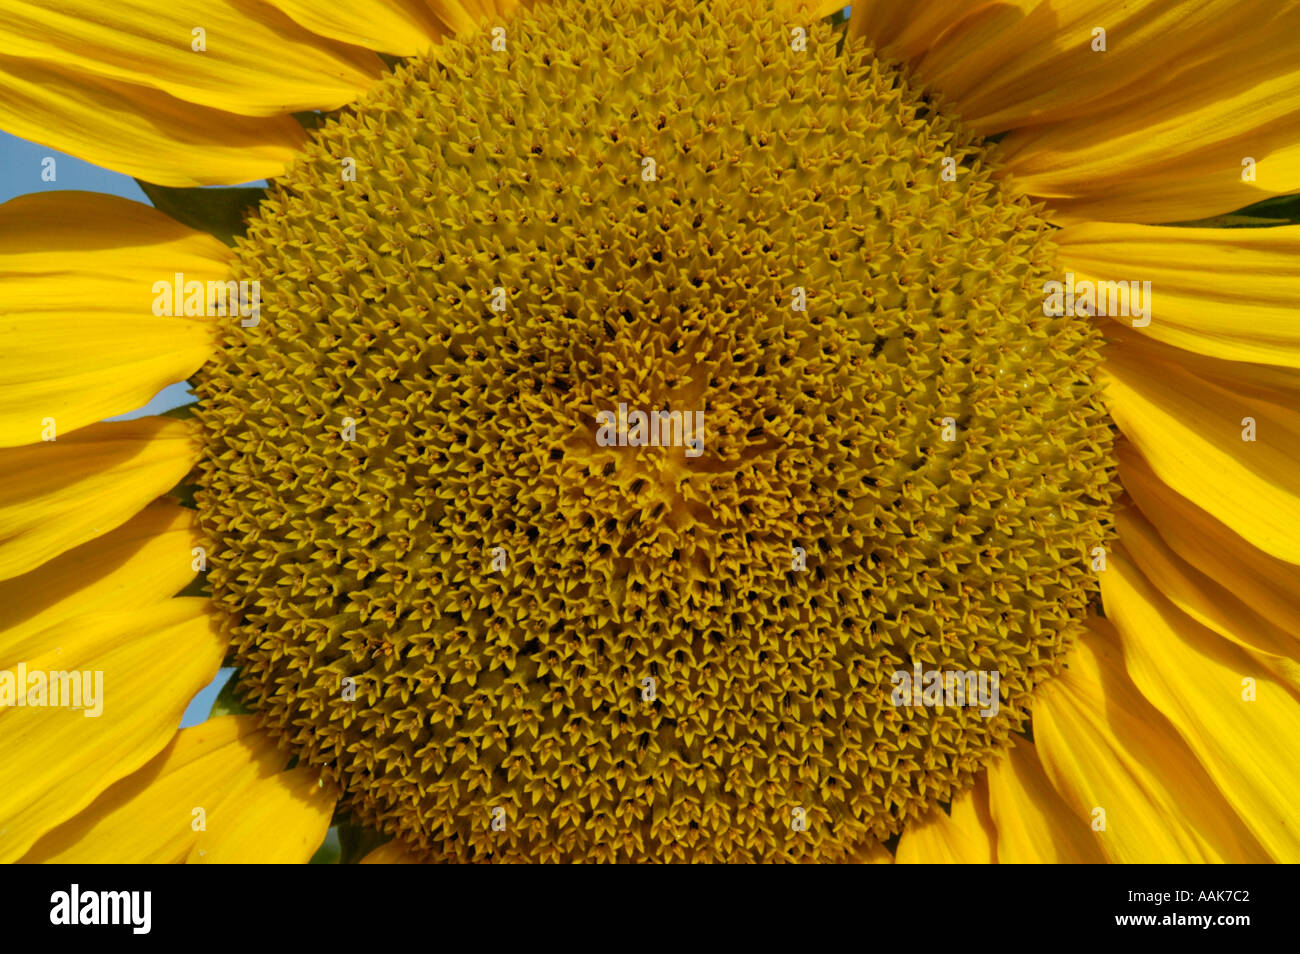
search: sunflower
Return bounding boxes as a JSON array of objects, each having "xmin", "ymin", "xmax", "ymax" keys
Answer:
[{"xmin": 1, "ymin": 0, "xmax": 1298, "ymax": 865}]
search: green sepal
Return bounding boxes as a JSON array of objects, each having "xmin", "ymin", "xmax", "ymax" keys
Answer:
[
  {"xmin": 160, "ymin": 399, "xmax": 198, "ymax": 420},
  {"xmin": 166, "ymin": 478, "xmax": 200, "ymax": 510},
  {"xmin": 1174, "ymin": 192, "xmax": 1300, "ymax": 228},
  {"xmin": 338, "ymin": 823, "xmax": 389, "ymax": 864},
  {"xmin": 174, "ymin": 574, "xmax": 209, "ymax": 598},
  {"xmin": 209, "ymin": 669, "xmax": 253, "ymax": 717},
  {"xmin": 292, "ymin": 110, "xmax": 328, "ymax": 131},
  {"xmin": 135, "ymin": 180, "xmax": 267, "ymax": 246},
  {"xmin": 310, "ymin": 827, "xmax": 342, "ymax": 864}
]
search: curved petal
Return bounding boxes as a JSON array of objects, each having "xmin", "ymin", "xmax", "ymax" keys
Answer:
[
  {"xmin": 994, "ymin": 0, "xmax": 1300, "ymax": 223},
  {"xmin": 985, "ymin": 735, "xmax": 1104, "ymax": 862},
  {"xmin": 0, "ymin": 501, "xmax": 197, "ymax": 648},
  {"xmin": 913, "ymin": 1, "xmax": 1279, "ymax": 127},
  {"xmin": 1033, "ymin": 620, "xmax": 1265, "ymax": 862},
  {"xmin": 187, "ymin": 767, "xmax": 333, "ymax": 863},
  {"xmin": 0, "ymin": 598, "xmax": 224, "ymax": 862},
  {"xmin": 1058, "ymin": 222, "xmax": 1300, "ymax": 368},
  {"xmin": 0, "ymin": 0, "xmax": 383, "ymax": 117},
  {"xmin": 1118, "ymin": 443, "xmax": 1300, "ymax": 639},
  {"xmin": 423, "ymin": 0, "xmax": 500, "ymax": 35},
  {"xmin": 1101, "ymin": 337, "xmax": 1300, "ymax": 564},
  {"xmin": 0, "ymin": 418, "xmax": 197, "ymax": 581},
  {"xmin": 1114, "ymin": 504, "xmax": 1300, "ymax": 693},
  {"xmin": 21, "ymin": 716, "xmax": 334, "ymax": 863},
  {"xmin": 268, "ymin": 0, "xmax": 449, "ymax": 55},
  {"xmin": 848, "ymin": 0, "xmax": 1038, "ymax": 66},
  {"xmin": 1102, "ymin": 550, "xmax": 1300, "ymax": 861},
  {"xmin": 0, "ymin": 53, "xmax": 307, "ymax": 186},
  {"xmin": 850, "ymin": 0, "xmax": 1300, "ymax": 224},
  {"xmin": 895, "ymin": 778, "xmax": 995, "ymax": 863},
  {"xmin": 1109, "ymin": 327, "xmax": 1300, "ymax": 417},
  {"xmin": 0, "ymin": 192, "xmax": 227, "ymax": 446}
]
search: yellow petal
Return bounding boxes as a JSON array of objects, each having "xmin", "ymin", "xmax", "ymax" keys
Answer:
[
  {"xmin": 1033, "ymin": 621, "xmax": 1265, "ymax": 862},
  {"xmin": 1, "ymin": 0, "xmax": 381, "ymax": 117},
  {"xmin": 0, "ymin": 501, "xmax": 196, "ymax": 649},
  {"xmin": 1111, "ymin": 326, "xmax": 1300, "ymax": 419},
  {"xmin": 847, "ymin": 0, "xmax": 1035, "ymax": 65},
  {"xmin": 1059, "ymin": 223, "xmax": 1300, "ymax": 368},
  {"xmin": 1166, "ymin": 347, "xmax": 1300, "ymax": 411},
  {"xmin": 0, "ymin": 598, "xmax": 224, "ymax": 862},
  {"xmin": 994, "ymin": 0, "xmax": 1300, "ymax": 223},
  {"xmin": 850, "ymin": 1, "xmax": 1299, "ymax": 222},
  {"xmin": 912, "ymin": 1, "xmax": 1271, "ymax": 130},
  {"xmin": 0, "ymin": 192, "xmax": 227, "ymax": 446},
  {"xmin": 1114, "ymin": 504, "xmax": 1300, "ymax": 692},
  {"xmin": 895, "ymin": 779, "xmax": 995, "ymax": 863},
  {"xmin": 0, "ymin": 191, "xmax": 229, "ymax": 277},
  {"xmin": 22, "ymin": 716, "xmax": 334, "ymax": 863},
  {"xmin": 1118, "ymin": 443, "xmax": 1300, "ymax": 639},
  {"xmin": 269, "ymin": 0, "xmax": 449, "ymax": 55},
  {"xmin": 360, "ymin": 839, "xmax": 425, "ymax": 863},
  {"xmin": 1101, "ymin": 339, "xmax": 1300, "ymax": 564},
  {"xmin": 424, "ymin": 0, "xmax": 499, "ymax": 35},
  {"xmin": 0, "ymin": 418, "xmax": 197, "ymax": 581},
  {"xmin": 187, "ymin": 752, "xmax": 333, "ymax": 863},
  {"xmin": 985, "ymin": 736, "xmax": 1104, "ymax": 863},
  {"xmin": 0, "ymin": 53, "xmax": 306, "ymax": 186},
  {"xmin": 1102, "ymin": 550, "xmax": 1300, "ymax": 861}
]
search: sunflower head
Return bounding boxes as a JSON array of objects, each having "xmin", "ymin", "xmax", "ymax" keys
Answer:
[
  {"xmin": 191, "ymin": 0, "xmax": 1115, "ymax": 861},
  {"xmin": 11, "ymin": 0, "xmax": 1298, "ymax": 871}
]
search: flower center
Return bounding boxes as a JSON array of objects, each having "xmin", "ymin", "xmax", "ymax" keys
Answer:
[{"xmin": 194, "ymin": 0, "xmax": 1116, "ymax": 862}]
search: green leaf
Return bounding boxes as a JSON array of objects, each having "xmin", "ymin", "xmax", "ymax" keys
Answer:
[
  {"xmin": 209, "ymin": 669, "xmax": 253, "ymax": 717},
  {"xmin": 135, "ymin": 180, "xmax": 267, "ymax": 246}
]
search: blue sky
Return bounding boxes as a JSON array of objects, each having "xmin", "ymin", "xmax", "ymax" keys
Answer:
[{"xmin": 1, "ymin": 131, "xmax": 233, "ymax": 727}]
